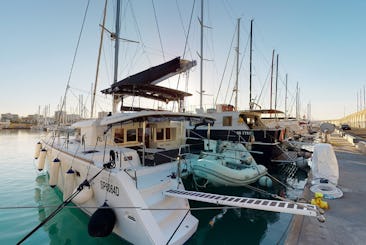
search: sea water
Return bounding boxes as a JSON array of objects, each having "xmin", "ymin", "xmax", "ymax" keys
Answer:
[
  {"xmin": 0, "ymin": 130, "xmax": 292, "ymax": 244},
  {"xmin": 0, "ymin": 130, "xmax": 123, "ymax": 244}
]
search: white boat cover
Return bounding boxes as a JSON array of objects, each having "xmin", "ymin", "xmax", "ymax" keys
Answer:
[{"xmin": 311, "ymin": 143, "xmax": 339, "ymax": 185}]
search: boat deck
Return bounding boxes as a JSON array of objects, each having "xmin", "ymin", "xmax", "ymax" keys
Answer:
[{"xmin": 285, "ymin": 132, "xmax": 366, "ymax": 244}]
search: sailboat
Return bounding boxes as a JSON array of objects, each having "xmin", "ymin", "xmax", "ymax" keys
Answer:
[
  {"xmin": 38, "ymin": 109, "xmax": 213, "ymax": 244},
  {"xmin": 27, "ymin": 1, "xmax": 209, "ymax": 244},
  {"xmin": 189, "ymin": 17, "xmax": 287, "ymax": 167}
]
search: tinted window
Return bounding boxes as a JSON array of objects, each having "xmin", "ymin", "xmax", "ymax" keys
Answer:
[
  {"xmin": 156, "ymin": 128, "xmax": 164, "ymax": 140},
  {"xmin": 166, "ymin": 128, "xmax": 171, "ymax": 140},
  {"xmin": 223, "ymin": 116, "xmax": 232, "ymax": 126},
  {"xmin": 127, "ymin": 129, "xmax": 137, "ymax": 142},
  {"xmin": 138, "ymin": 128, "xmax": 143, "ymax": 142},
  {"xmin": 114, "ymin": 128, "xmax": 124, "ymax": 143}
]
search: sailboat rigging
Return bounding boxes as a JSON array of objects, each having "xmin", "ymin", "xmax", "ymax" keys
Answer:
[
  {"xmin": 90, "ymin": 0, "xmax": 107, "ymax": 118},
  {"xmin": 24, "ymin": 2, "xmax": 324, "ymax": 244}
]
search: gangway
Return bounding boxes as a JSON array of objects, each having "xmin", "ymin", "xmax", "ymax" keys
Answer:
[{"xmin": 164, "ymin": 189, "xmax": 325, "ymax": 222}]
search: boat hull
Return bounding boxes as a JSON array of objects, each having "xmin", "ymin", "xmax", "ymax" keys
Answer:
[{"xmin": 41, "ymin": 139, "xmax": 198, "ymax": 245}]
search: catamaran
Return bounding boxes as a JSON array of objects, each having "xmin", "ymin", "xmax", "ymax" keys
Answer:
[
  {"xmin": 23, "ymin": 1, "xmax": 324, "ymax": 244},
  {"xmin": 37, "ymin": 109, "xmax": 214, "ymax": 244}
]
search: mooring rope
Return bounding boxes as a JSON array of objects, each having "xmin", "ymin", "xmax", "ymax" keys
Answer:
[
  {"xmin": 17, "ymin": 165, "xmax": 106, "ymax": 244},
  {"xmin": 266, "ymin": 172, "xmax": 295, "ymax": 190},
  {"xmin": 166, "ymin": 209, "xmax": 190, "ymax": 245}
]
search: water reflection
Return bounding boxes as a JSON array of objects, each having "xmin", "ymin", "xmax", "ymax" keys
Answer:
[
  {"xmin": 33, "ymin": 175, "xmax": 124, "ymax": 245},
  {"xmin": 0, "ymin": 129, "xmax": 42, "ymax": 136},
  {"xmin": 185, "ymin": 184, "xmax": 283, "ymax": 245}
]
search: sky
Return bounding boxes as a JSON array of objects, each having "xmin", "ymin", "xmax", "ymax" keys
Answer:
[{"xmin": 1, "ymin": 0, "xmax": 366, "ymax": 120}]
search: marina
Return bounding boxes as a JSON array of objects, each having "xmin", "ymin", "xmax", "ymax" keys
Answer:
[
  {"xmin": 1, "ymin": 129, "xmax": 365, "ymax": 244},
  {"xmin": 1, "ymin": 2, "xmax": 317, "ymax": 243},
  {"xmin": 0, "ymin": 129, "xmax": 306, "ymax": 244},
  {"xmin": 19, "ymin": 59, "xmax": 322, "ymax": 243}
]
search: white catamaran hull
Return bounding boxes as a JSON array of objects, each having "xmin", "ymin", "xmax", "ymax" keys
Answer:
[{"xmin": 41, "ymin": 138, "xmax": 198, "ymax": 245}]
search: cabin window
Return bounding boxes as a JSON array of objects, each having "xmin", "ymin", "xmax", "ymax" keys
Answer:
[
  {"xmin": 169, "ymin": 128, "xmax": 177, "ymax": 140},
  {"xmin": 127, "ymin": 129, "xmax": 137, "ymax": 142},
  {"xmin": 223, "ymin": 116, "xmax": 232, "ymax": 126},
  {"xmin": 166, "ymin": 128, "xmax": 171, "ymax": 140},
  {"xmin": 156, "ymin": 128, "xmax": 164, "ymax": 140},
  {"xmin": 114, "ymin": 128, "xmax": 124, "ymax": 143},
  {"xmin": 138, "ymin": 128, "xmax": 143, "ymax": 142},
  {"xmin": 247, "ymin": 117, "xmax": 255, "ymax": 127}
]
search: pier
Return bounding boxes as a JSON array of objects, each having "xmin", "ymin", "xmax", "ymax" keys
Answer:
[
  {"xmin": 286, "ymin": 131, "xmax": 366, "ymax": 244},
  {"xmin": 331, "ymin": 109, "xmax": 366, "ymax": 129}
]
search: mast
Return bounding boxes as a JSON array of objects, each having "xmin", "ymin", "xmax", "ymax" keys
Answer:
[
  {"xmin": 64, "ymin": 95, "xmax": 67, "ymax": 124},
  {"xmin": 363, "ymin": 85, "xmax": 366, "ymax": 109},
  {"xmin": 112, "ymin": 0, "xmax": 121, "ymax": 113},
  {"xmin": 285, "ymin": 73, "xmax": 288, "ymax": 119},
  {"xmin": 91, "ymin": 0, "xmax": 108, "ymax": 118},
  {"xmin": 299, "ymin": 86, "xmax": 301, "ymax": 119},
  {"xmin": 234, "ymin": 18, "xmax": 240, "ymax": 111},
  {"xmin": 270, "ymin": 49, "xmax": 275, "ymax": 110},
  {"xmin": 296, "ymin": 82, "xmax": 299, "ymax": 119},
  {"xmin": 199, "ymin": 0, "xmax": 204, "ymax": 110},
  {"xmin": 361, "ymin": 88, "xmax": 363, "ymax": 111},
  {"xmin": 79, "ymin": 94, "xmax": 82, "ymax": 117},
  {"xmin": 275, "ymin": 54, "xmax": 279, "ymax": 113},
  {"xmin": 357, "ymin": 91, "xmax": 361, "ymax": 112},
  {"xmin": 249, "ymin": 19, "xmax": 253, "ymax": 110}
]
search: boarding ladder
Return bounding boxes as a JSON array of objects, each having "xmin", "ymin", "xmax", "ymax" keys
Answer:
[{"xmin": 164, "ymin": 189, "xmax": 324, "ymax": 221}]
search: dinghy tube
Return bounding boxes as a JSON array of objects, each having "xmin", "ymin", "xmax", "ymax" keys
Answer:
[{"xmin": 88, "ymin": 201, "xmax": 116, "ymax": 237}]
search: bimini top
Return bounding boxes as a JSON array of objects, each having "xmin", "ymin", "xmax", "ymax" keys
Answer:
[
  {"xmin": 101, "ymin": 57, "xmax": 195, "ymax": 103},
  {"xmin": 100, "ymin": 111, "xmax": 215, "ymax": 126},
  {"xmin": 103, "ymin": 84, "xmax": 191, "ymax": 103}
]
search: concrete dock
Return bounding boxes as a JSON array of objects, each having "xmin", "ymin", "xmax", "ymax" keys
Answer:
[{"xmin": 285, "ymin": 132, "xmax": 366, "ymax": 245}]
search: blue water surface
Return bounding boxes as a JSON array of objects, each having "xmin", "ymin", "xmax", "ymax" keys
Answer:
[{"xmin": 0, "ymin": 130, "xmax": 291, "ymax": 245}]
